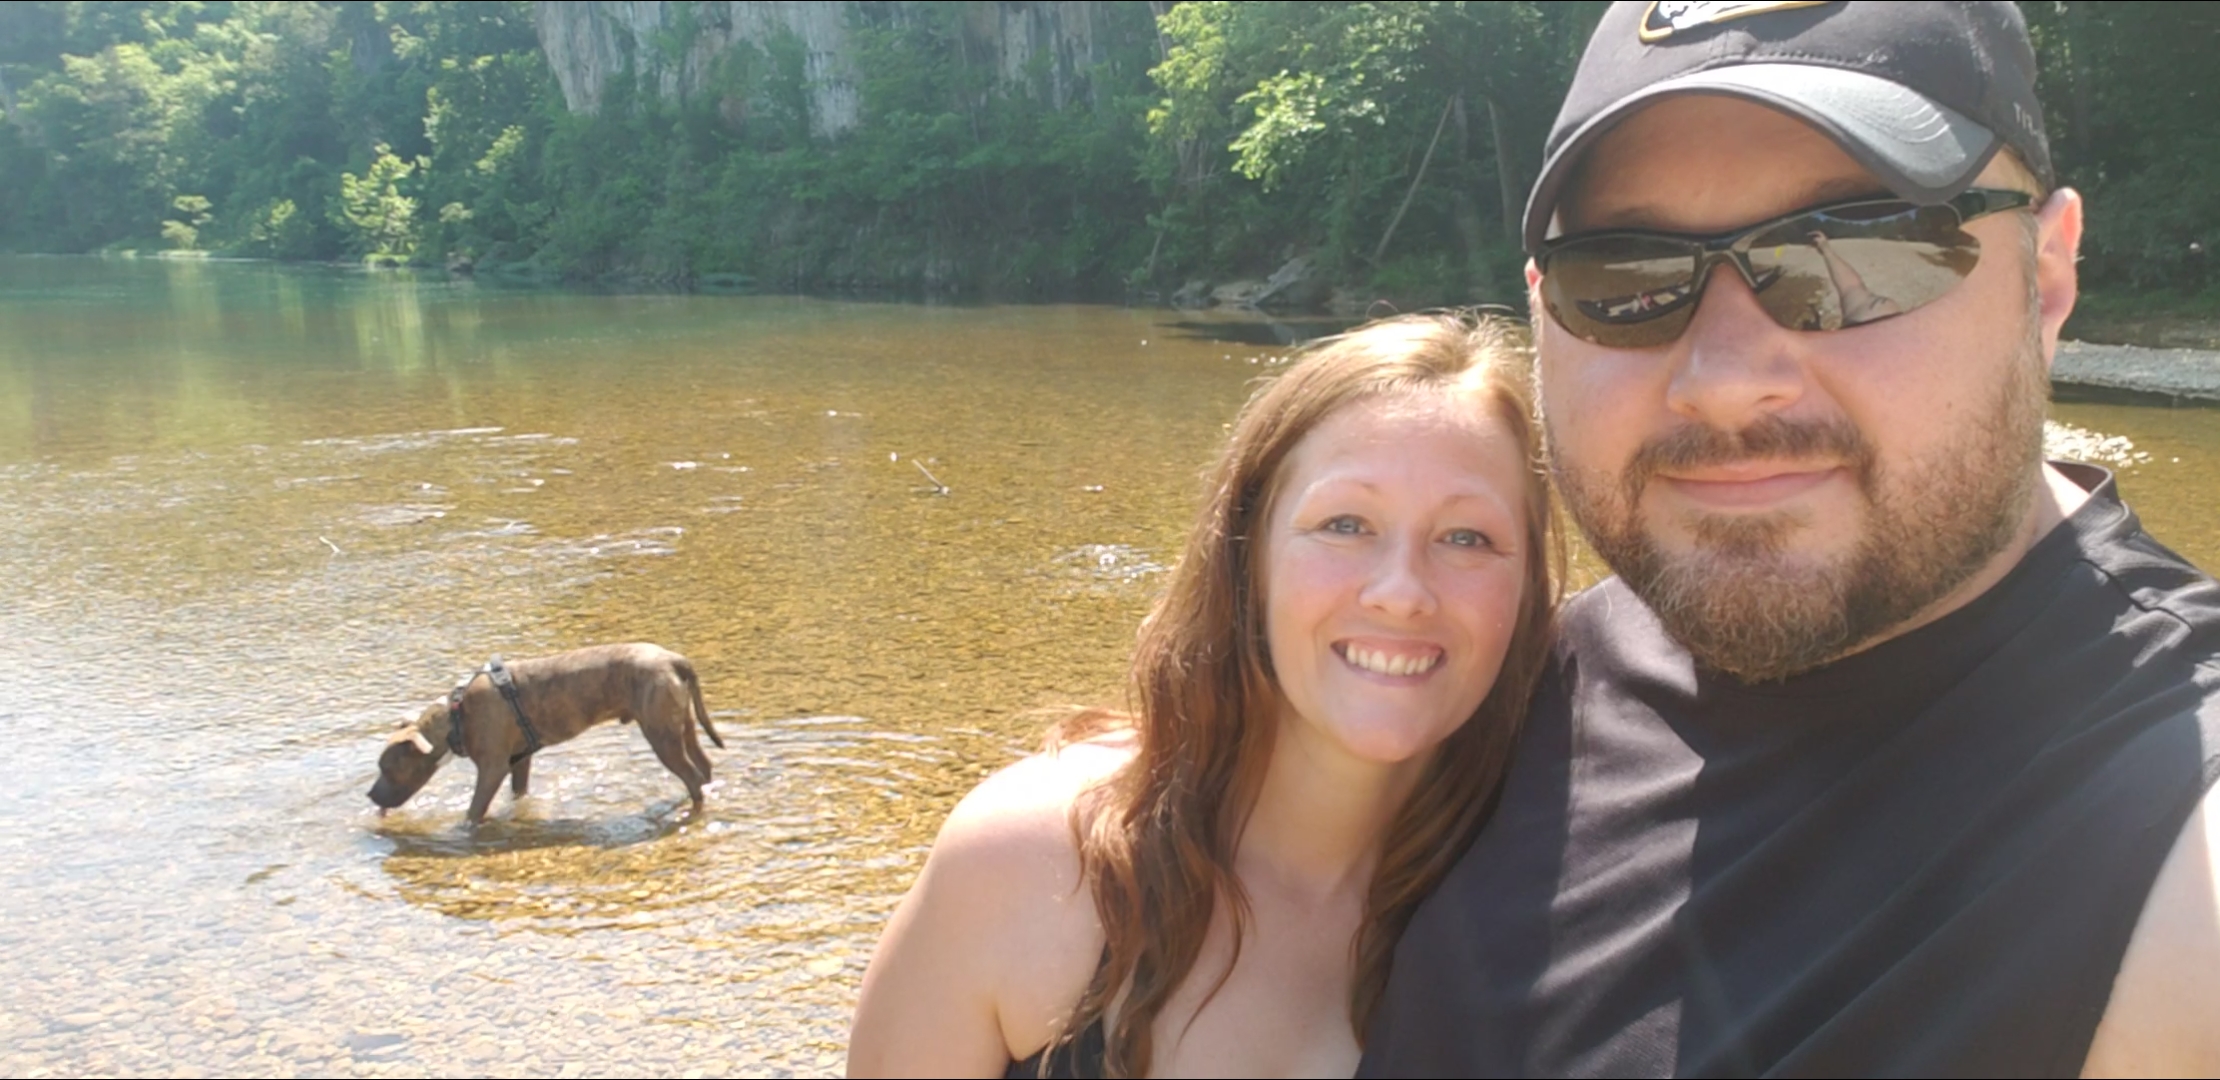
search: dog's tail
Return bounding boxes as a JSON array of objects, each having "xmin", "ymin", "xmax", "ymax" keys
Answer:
[{"xmin": 675, "ymin": 659, "xmax": 725, "ymax": 749}]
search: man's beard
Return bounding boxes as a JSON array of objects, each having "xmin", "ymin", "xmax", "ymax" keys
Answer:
[{"xmin": 1550, "ymin": 331, "xmax": 2049, "ymax": 683}]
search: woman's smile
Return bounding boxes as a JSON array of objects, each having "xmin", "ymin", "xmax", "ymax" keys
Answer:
[{"xmin": 1335, "ymin": 639, "xmax": 1447, "ymax": 678}]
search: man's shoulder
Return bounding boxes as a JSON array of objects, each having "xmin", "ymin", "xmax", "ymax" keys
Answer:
[
  {"xmin": 2041, "ymin": 473, "xmax": 2220, "ymax": 1077},
  {"xmin": 1995, "ymin": 481, "xmax": 2220, "ymax": 810},
  {"xmin": 2073, "ymin": 497, "xmax": 2220, "ymax": 645},
  {"xmin": 2054, "ymin": 476, "xmax": 2220, "ymax": 711}
]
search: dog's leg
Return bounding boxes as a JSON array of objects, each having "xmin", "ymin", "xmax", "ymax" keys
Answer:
[
  {"xmin": 674, "ymin": 697, "xmax": 710, "ymax": 791},
  {"xmin": 656, "ymin": 670, "xmax": 716, "ymax": 784},
  {"xmin": 638, "ymin": 714, "xmax": 708, "ymax": 817},
  {"xmin": 510, "ymin": 755, "xmax": 532, "ymax": 797},
  {"xmin": 466, "ymin": 763, "xmax": 507, "ymax": 825},
  {"xmin": 681, "ymin": 721, "xmax": 712, "ymax": 789}
]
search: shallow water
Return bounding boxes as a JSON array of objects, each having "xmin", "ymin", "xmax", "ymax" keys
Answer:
[{"xmin": 0, "ymin": 257, "xmax": 2213, "ymax": 1078}]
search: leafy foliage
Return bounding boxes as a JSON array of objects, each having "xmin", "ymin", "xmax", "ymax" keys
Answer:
[
  {"xmin": 335, "ymin": 143, "xmax": 421, "ymax": 261},
  {"xmin": 0, "ymin": 1, "xmax": 2209, "ymax": 309},
  {"xmin": 2024, "ymin": 2, "xmax": 2220, "ymax": 302},
  {"xmin": 1144, "ymin": 1, "xmax": 1603, "ymax": 299}
]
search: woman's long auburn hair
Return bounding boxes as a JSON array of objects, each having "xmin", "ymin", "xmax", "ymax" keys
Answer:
[{"xmin": 1046, "ymin": 311, "xmax": 1562, "ymax": 1077}]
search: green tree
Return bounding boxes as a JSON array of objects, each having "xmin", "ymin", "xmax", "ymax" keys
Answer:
[
  {"xmin": 1145, "ymin": 1, "xmax": 1603, "ymax": 301},
  {"xmin": 162, "ymin": 191, "xmax": 210, "ymax": 247},
  {"xmin": 15, "ymin": 33, "xmax": 236, "ymax": 248},
  {"xmin": 335, "ymin": 142, "xmax": 421, "ymax": 261},
  {"xmin": 2025, "ymin": 2, "xmax": 2220, "ymax": 300}
]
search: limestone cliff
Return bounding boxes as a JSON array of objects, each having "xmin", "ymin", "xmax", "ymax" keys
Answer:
[
  {"xmin": 955, "ymin": 1, "xmax": 1119, "ymax": 112},
  {"xmin": 535, "ymin": 2, "xmax": 859, "ymax": 134},
  {"xmin": 532, "ymin": 1, "xmax": 1130, "ymax": 136}
]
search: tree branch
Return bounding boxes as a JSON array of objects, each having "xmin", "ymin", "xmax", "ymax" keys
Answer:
[{"xmin": 1372, "ymin": 96, "xmax": 1456, "ymax": 266}]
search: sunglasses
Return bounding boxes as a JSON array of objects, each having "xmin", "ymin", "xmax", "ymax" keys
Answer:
[{"xmin": 1536, "ymin": 188, "xmax": 2035, "ymax": 348}]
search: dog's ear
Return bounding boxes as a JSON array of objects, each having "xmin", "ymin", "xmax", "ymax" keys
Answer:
[{"xmin": 385, "ymin": 725, "xmax": 434, "ymax": 756}]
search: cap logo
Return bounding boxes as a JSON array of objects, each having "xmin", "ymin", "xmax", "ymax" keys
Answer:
[{"xmin": 1639, "ymin": 1, "xmax": 1835, "ymax": 43}]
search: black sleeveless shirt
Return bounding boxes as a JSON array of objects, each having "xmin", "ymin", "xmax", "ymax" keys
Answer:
[{"xmin": 1361, "ymin": 465, "xmax": 2220, "ymax": 1076}]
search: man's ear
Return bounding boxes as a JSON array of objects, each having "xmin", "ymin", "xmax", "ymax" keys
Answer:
[
  {"xmin": 1525, "ymin": 257, "xmax": 1543, "ymax": 292},
  {"xmin": 2034, "ymin": 187, "xmax": 2084, "ymax": 368}
]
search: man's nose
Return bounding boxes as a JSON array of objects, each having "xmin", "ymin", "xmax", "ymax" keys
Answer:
[
  {"xmin": 1361, "ymin": 534, "xmax": 1439, "ymax": 620},
  {"xmin": 1663, "ymin": 263, "xmax": 1810, "ymax": 432}
]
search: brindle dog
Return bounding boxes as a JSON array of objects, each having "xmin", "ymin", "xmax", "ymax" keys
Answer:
[{"xmin": 368, "ymin": 643, "xmax": 724, "ymax": 824}]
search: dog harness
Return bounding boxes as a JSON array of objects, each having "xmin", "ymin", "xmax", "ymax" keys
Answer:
[{"xmin": 444, "ymin": 656, "xmax": 546, "ymax": 765}]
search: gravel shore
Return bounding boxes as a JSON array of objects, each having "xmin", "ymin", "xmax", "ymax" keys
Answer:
[{"xmin": 2053, "ymin": 340, "xmax": 2220, "ymax": 401}]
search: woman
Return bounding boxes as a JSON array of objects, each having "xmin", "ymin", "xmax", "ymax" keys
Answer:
[{"xmin": 849, "ymin": 312, "xmax": 1560, "ymax": 1078}]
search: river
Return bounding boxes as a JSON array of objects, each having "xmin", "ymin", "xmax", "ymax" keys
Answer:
[{"xmin": 1, "ymin": 256, "xmax": 2213, "ymax": 1077}]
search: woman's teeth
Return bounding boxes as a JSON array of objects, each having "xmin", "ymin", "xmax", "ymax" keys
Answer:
[{"xmin": 1344, "ymin": 646, "xmax": 1442, "ymax": 677}]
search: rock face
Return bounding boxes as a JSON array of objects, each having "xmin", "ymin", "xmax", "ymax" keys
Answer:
[
  {"xmin": 960, "ymin": 1, "xmax": 1117, "ymax": 112},
  {"xmin": 1252, "ymin": 254, "xmax": 1329, "ymax": 310},
  {"xmin": 1202, "ymin": 256, "xmax": 1332, "ymax": 311},
  {"xmin": 535, "ymin": 2, "xmax": 860, "ymax": 134},
  {"xmin": 533, "ymin": 2, "xmax": 1125, "ymax": 136}
]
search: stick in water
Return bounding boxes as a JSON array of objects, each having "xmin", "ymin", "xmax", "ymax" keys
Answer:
[
  {"xmin": 319, "ymin": 536, "xmax": 343, "ymax": 556},
  {"xmin": 912, "ymin": 459, "xmax": 949, "ymax": 495}
]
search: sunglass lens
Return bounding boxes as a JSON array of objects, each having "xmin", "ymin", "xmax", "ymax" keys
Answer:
[
  {"xmin": 1745, "ymin": 205, "xmax": 1982, "ymax": 331},
  {"xmin": 1543, "ymin": 236, "xmax": 1698, "ymax": 347}
]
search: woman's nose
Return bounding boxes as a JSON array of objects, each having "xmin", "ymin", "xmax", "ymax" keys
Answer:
[{"xmin": 1360, "ymin": 535, "xmax": 1438, "ymax": 620}]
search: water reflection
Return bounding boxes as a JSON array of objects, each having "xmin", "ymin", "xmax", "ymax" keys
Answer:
[{"xmin": 0, "ymin": 257, "xmax": 2213, "ymax": 1078}]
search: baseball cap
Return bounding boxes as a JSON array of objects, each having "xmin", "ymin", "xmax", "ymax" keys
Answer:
[{"xmin": 1523, "ymin": 1, "xmax": 2054, "ymax": 253}]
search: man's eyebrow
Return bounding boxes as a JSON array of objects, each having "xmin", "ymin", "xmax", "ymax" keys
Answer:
[{"xmin": 1580, "ymin": 176, "xmax": 1891, "ymax": 232}]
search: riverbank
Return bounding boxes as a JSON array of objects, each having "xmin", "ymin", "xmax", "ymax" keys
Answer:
[
  {"xmin": 2053, "ymin": 341, "xmax": 2220, "ymax": 403},
  {"xmin": 27, "ymin": 251, "xmax": 2220, "ymax": 403}
]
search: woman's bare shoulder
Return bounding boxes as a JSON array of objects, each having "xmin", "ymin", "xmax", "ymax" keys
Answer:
[
  {"xmin": 848, "ymin": 738, "xmax": 1133, "ymax": 1077},
  {"xmin": 935, "ymin": 735, "xmax": 1134, "ymax": 866}
]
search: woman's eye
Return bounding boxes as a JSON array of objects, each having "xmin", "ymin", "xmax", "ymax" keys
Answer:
[
  {"xmin": 1321, "ymin": 515, "xmax": 1365, "ymax": 535},
  {"xmin": 1445, "ymin": 528, "xmax": 1490, "ymax": 549}
]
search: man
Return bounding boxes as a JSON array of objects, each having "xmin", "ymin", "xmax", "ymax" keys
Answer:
[{"xmin": 1361, "ymin": 3, "xmax": 2220, "ymax": 1076}]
